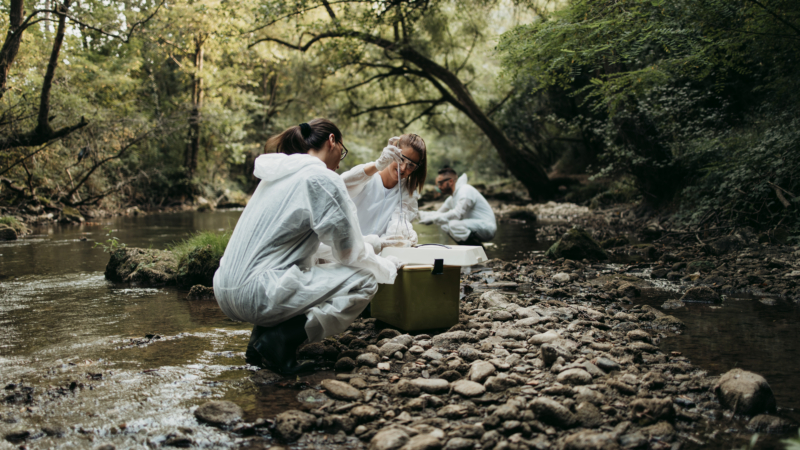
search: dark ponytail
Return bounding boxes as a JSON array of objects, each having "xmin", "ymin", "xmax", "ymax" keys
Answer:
[{"xmin": 265, "ymin": 118, "xmax": 343, "ymax": 155}]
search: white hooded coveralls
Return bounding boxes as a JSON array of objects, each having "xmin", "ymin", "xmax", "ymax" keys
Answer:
[
  {"xmin": 425, "ymin": 174, "xmax": 497, "ymax": 243},
  {"xmin": 213, "ymin": 154, "xmax": 397, "ymax": 343},
  {"xmin": 340, "ymin": 164, "xmax": 419, "ymax": 246}
]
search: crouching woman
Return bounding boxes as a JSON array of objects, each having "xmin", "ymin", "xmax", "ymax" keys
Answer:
[{"xmin": 213, "ymin": 119, "xmax": 402, "ymax": 375}]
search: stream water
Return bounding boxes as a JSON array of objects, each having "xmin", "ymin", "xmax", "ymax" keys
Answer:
[{"xmin": 1, "ymin": 210, "xmax": 798, "ymax": 449}]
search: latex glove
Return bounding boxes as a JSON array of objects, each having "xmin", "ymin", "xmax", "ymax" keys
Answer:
[
  {"xmin": 433, "ymin": 214, "xmax": 450, "ymax": 225},
  {"xmin": 418, "ymin": 211, "xmax": 437, "ymax": 225},
  {"xmin": 384, "ymin": 255, "xmax": 406, "ymax": 270},
  {"xmin": 388, "ymin": 136, "xmax": 400, "ymax": 146},
  {"xmin": 380, "ymin": 235, "xmax": 412, "ymax": 250},
  {"xmin": 375, "ymin": 145, "xmax": 403, "ymax": 171}
]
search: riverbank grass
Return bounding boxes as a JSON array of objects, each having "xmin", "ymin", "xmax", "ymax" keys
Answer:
[{"xmin": 169, "ymin": 230, "xmax": 232, "ymax": 264}]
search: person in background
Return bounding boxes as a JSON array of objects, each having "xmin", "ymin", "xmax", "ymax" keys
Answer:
[
  {"xmin": 419, "ymin": 166, "xmax": 497, "ymax": 246},
  {"xmin": 213, "ymin": 119, "xmax": 404, "ymax": 375},
  {"xmin": 338, "ymin": 134, "xmax": 428, "ymax": 253}
]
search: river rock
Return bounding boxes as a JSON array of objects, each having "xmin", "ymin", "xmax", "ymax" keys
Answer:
[
  {"xmin": 0, "ymin": 225, "xmax": 17, "ymax": 241},
  {"xmin": 557, "ymin": 368, "xmax": 593, "ymax": 385},
  {"xmin": 595, "ymin": 357, "xmax": 621, "ymax": 373},
  {"xmin": 452, "ymin": 380, "xmax": 486, "ymax": 397},
  {"xmin": 357, "ymin": 352, "xmax": 380, "ymax": 367},
  {"xmin": 194, "ymin": 400, "xmax": 243, "ymax": 427},
  {"xmin": 629, "ymin": 397, "xmax": 674, "ymax": 425},
  {"xmin": 321, "ymin": 379, "xmax": 362, "ymax": 401},
  {"xmin": 321, "ymin": 414, "xmax": 355, "ymax": 433},
  {"xmin": 351, "ymin": 405, "xmax": 380, "ymax": 423},
  {"xmin": 746, "ymin": 415, "xmax": 799, "ymax": 434},
  {"xmin": 335, "ymin": 357, "xmax": 356, "ymax": 372},
  {"xmin": 713, "ymin": 369, "xmax": 777, "ymax": 415},
  {"xmin": 641, "ymin": 421, "xmax": 675, "ymax": 440},
  {"xmin": 562, "ymin": 430, "xmax": 619, "ymax": 450},
  {"xmin": 443, "ymin": 437, "xmax": 476, "ymax": 450},
  {"xmin": 679, "ymin": 286, "xmax": 720, "ymax": 302},
  {"xmin": 370, "ymin": 428, "xmax": 410, "ymax": 450},
  {"xmin": 176, "ymin": 244, "xmax": 220, "ymax": 288},
  {"xmin": 60, "ymin": 206, "xmax": 85, "ymax": 223},
  {"xmin": 652, "ymin": 315, "xmax": 685, "ymax": 329},
  {"xmin": 390, "ymin": 334, "xmax": 414, "ymax": 347},
  {"xmin": 432, "ymin": 331, "xmax": 475, "ymax": 347},
  {"xmin": 105, "ymin": 247, "xmax": 178, "ymax": 285},
  {"xmin": 274, "ymin": 410, "xmax": 315, "ymax": 442},
  {"xmin": 530, "ymin": 397, "xmax": 577, "ymax": 428},
  {"xmin": 485, "ymin": 374, "xmax": 518, "ymax": 392},
  {"xmin": 545, "ymin": 227, "xmax": 608, "ymax": 261},
  {"xmin": 186, "ymin": 285, "xmax": 215, "ymax": 300},
  {"xmin": 479, "ymin": 291, "xmax": 512, "ymax": 309},
  {"xmin": 422, "ymin": 349, "xmax": 444, "ymax": 361},
  {"xmin": 661, "ymin": 299, "xmax": 685, "ymax": 309},
  {"xmin": 380, "ymin": 343, "xmax": 407, "ymax": 357},
  {"xmin": 574, "ymin": 402, "xmax": 604, "ymax": 428},
  {"xmin": 541, "ymin": 343, "xmax": 572, "ymax": 366},
  {"xmin": 3, "ymin": 429, "xmax": 31, "ymax": 444},
  {"xmin": 296, "ymin": 389, "xmax": 328, "ymax": 407},
  {"xmin": 496, "ymin": 328, "xmax": 526, "ymax": 340},
  {"xmin": 400, "ymin": 433, "xmax": 442, "ymax": 450},
  {"xmin": 468, "ymin": 361, "xmax": 496, "ymax": 383},
  {"xmin": 411, "ymin": 378, "xmax": 450, "ymax": 394},
  {"xmin": 529, "ymin": 330, "xmax": 561, "ymax": 345},
  {"xmin": 438, "ymin": 404, "xmax": 470, "ymax": 419},
  {"xmin": 392, "ymin": 379, "xmax": 421, "ymax": 397},
  {"xmin": 626, "ymin": 330, "xmax": 651, "ymax": 342},
  {"xmin": 552, "ymin": 273, "xmax": 572, "ymax": 283},
  {"xmin": 458, "ymin": 344, "xmax": 482, "ymax": 362}
]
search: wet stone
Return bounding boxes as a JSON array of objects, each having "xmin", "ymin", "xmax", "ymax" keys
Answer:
[
  {"xmin": 357, "ymin": 352, "xmax": 380, "ymax": 367},
  {"xmin": 370, "ymin": 428, "xmax": 410, "ymax": 450},
  {"xmin": 335, "ymin": 357, "xmax": 356, "ymax": 372},
  {"xmin": 468, "ymin": 361, "xmax": 496, "ymax": 383},
  {"xmin": 194, "ymin": 400, "xmax": 243, "ymax": 427},
  {"xmin": 274, "ymin": 410, "xmax": 316, "ymax": 443},
  {"xmin": 41, "ymin": 425, "xmax": 67, "ymax": 437},
  {"xmin": 530, "ymin": 397, "xmax": 577, "ymax": 428},
  {"xmin": 399, "ymin": 433, "xmax": 442, "ymax": 450},
  {"xmin": 595, "ymin": 357, "xmax": 621, "ymax": 373},
  {"xmin": 452, "ymin": 380, "xmax": 486, "ymax": 397},
  {"xmin": 557, "ymin": 368, "xmax": 592, "ymax": 385},
  {"xmin": 351, "ymin": 405, "xmax": 380, "ymax": 423},
  {"xmin": 713, "ymin": 369, "xmax": 776, "ymax": 416},
  {"xmin": 679, "ymin": 286, "xmax": 720, "ymax": 302},
  {"xmin": 661, "ymin": 299, "xmax": 685, "ymax": 310},
  {"xmin": 297, "ymin": 389, "xmax": 328, "ymax": 408},
  {"xmin": 746, "ymin": 415, "xmax": 800, "ymax": 434},
  {"xmin": 443, "ymin": 437, "xmax": 475, "ymax": 450},
  {"xmin": 411, "ymin": 378, "xmax": 450, "ymax": 394},
  {"xmin": 629, "ymin": 397, "xmax": 675, "ymax": 425},
  {"xmin": 321, "ymin": 379, "xmax": 362, "ymax": 401},
  {"xmin": 652, "ymin": 315, "xmax": 685, "ymax": 329}
]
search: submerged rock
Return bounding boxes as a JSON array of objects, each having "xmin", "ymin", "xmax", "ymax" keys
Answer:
[
  {"xmin": 105, "ymin": 247, "xmax": 178, "ymax": 285},
  {"xmin": 679, "ymin": 286, "xmax": 720, "ymax": 302},
  {"xmin": 194, "ymin": 400, "xmax": 243, "ymax": 427},
  {"xmin": 713, "ymin": 369, "xmax": 777, "ymax": 416},
  {"xmin": 370, "ymin": 428, "xmax": 410, "ymax": 450},
  {"xmin": 186, "ymin": 285, "xmax": 215, "ymax": 300},
  {"xmin": 0, "ymin": 225, "xmax": 17, "ymax": 241},
  {"xmin": 545, "ymin": 227, "xmax": 608, "ymax": 261},
  {"xmin": 746, "ymin": 415, "xmax": 799, "ymax": 434}
]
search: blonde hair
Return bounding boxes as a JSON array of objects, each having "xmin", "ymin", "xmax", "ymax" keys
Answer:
[{"xmin": 397, "ymin": 133, "xmax": 427, "ymax": 195}]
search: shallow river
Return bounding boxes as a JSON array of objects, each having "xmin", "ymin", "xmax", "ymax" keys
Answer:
[{"xmin": 1, "ymin": 210, "xmax": 798, "ymax": 448}]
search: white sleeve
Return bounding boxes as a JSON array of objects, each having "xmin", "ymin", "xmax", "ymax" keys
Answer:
[
  {"xmin": 440, "ymin": 193, "xmax": 476, "ymax": 221},
  {"xmin": 339, "ymin": 164, "xmax": 372, "ymax": 199},
  {"xmin": 308, "ymin": 175, "xmax": 397, "ymax": 284}
]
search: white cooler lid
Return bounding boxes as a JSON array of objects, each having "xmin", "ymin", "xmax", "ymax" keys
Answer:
[{"xmin": 381, "ymin": 245, "xmax": 488, "ymax": 266}]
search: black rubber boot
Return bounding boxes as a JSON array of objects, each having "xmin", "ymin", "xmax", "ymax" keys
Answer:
[{"xmin": 245, "ymin": 315, "xmax": 315, "ymax": 375}]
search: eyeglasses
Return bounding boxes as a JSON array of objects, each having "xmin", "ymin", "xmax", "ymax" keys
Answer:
[
  {"xmin": 339, "ymin": 142, "xmax": 348, "ymax": 161},
  {"xmin": 436, "ymin": 178, "xmax": 454, "ymax": 187},
  {"xmin": 400, "ymin": 154, "xmax": 420, "ymax": 172}
]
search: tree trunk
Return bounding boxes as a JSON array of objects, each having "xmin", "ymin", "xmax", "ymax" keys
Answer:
[
  {"xmin": 184, "ymin": 35, "xmax": 204, "ymax": 180},
  {"xmin": 0, "ymin": 0, "xmax": 25, "ymax": 100}
]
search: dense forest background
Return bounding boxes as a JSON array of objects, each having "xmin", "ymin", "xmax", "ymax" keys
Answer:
[{"xmin": 1, "ymin": 0, "xmax": 798, "ymax": 234}]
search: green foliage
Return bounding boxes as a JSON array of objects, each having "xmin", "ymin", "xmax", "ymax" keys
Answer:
[
  {"xmin": 498, "ymin": 0, "xmax": 800, "ymax": 229},
  {"xmin": 169, "ymin": 230, "xmax": 231, "ymax": 266},
  {"xmin": 93, "ymin": 227, "xmax": 127, "ymax": 253},
  {"xmin": 784, "ymin": 430, "xmax": 800, "ymax": 450}
]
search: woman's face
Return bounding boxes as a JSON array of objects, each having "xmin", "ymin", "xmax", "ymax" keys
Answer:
[
  {"xmin": 314, "ymin": 134, "xmax": 344, "ymax": 171},
  {"xmin": 389, "ymin": 146, "xmax": 421, "ymax": 179}
]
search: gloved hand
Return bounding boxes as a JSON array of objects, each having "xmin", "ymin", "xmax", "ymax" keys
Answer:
[
  {"xmin": 388, "ymin": 136, "xmax": 400, "ymax": 146},
  {"xmin": 380, "ymin": 235, "xmax": 412, "ymax": 250},
  {"xmin": 384, "ymin": 255, "xmax": 406, "ymax": 270},
  {"xmin": 375, "ymin": 144, "xmax": 403, "ymax": 171},
  {"xmin": 418, "ymin": 211, "xmax": 436, "ymax": 225},
  {"xmin": 433, "ymin": 214, "xmax": 450, "ymax": 225}
]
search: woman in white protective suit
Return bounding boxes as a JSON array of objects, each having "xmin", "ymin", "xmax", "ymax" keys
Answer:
[
  {"xmin": 338, "ymin": 134, "xmax": 427, "ymax": 251},
  {"xmin": 213, "ymin": 119, "xmax": 404, "ymax": 375}
]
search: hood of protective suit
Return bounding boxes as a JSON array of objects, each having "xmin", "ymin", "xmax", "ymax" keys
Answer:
[
  {"xmin": 253, "ymin": 153, "xmax": 326, "ymax": 182},
  {"xmin": 454, "ymin": 173, "xmax": 469, "ymax": 193}
]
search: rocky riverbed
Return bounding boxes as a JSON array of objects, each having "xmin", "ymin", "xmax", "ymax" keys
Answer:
[{"xmin": 194, "ymin": 231, "xmax": 797, "ymax": 450}]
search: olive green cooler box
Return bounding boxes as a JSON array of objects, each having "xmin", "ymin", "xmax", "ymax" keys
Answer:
[{"xmin": 371, "ymin": 245, "xmax": 488, "ymax": 331}]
